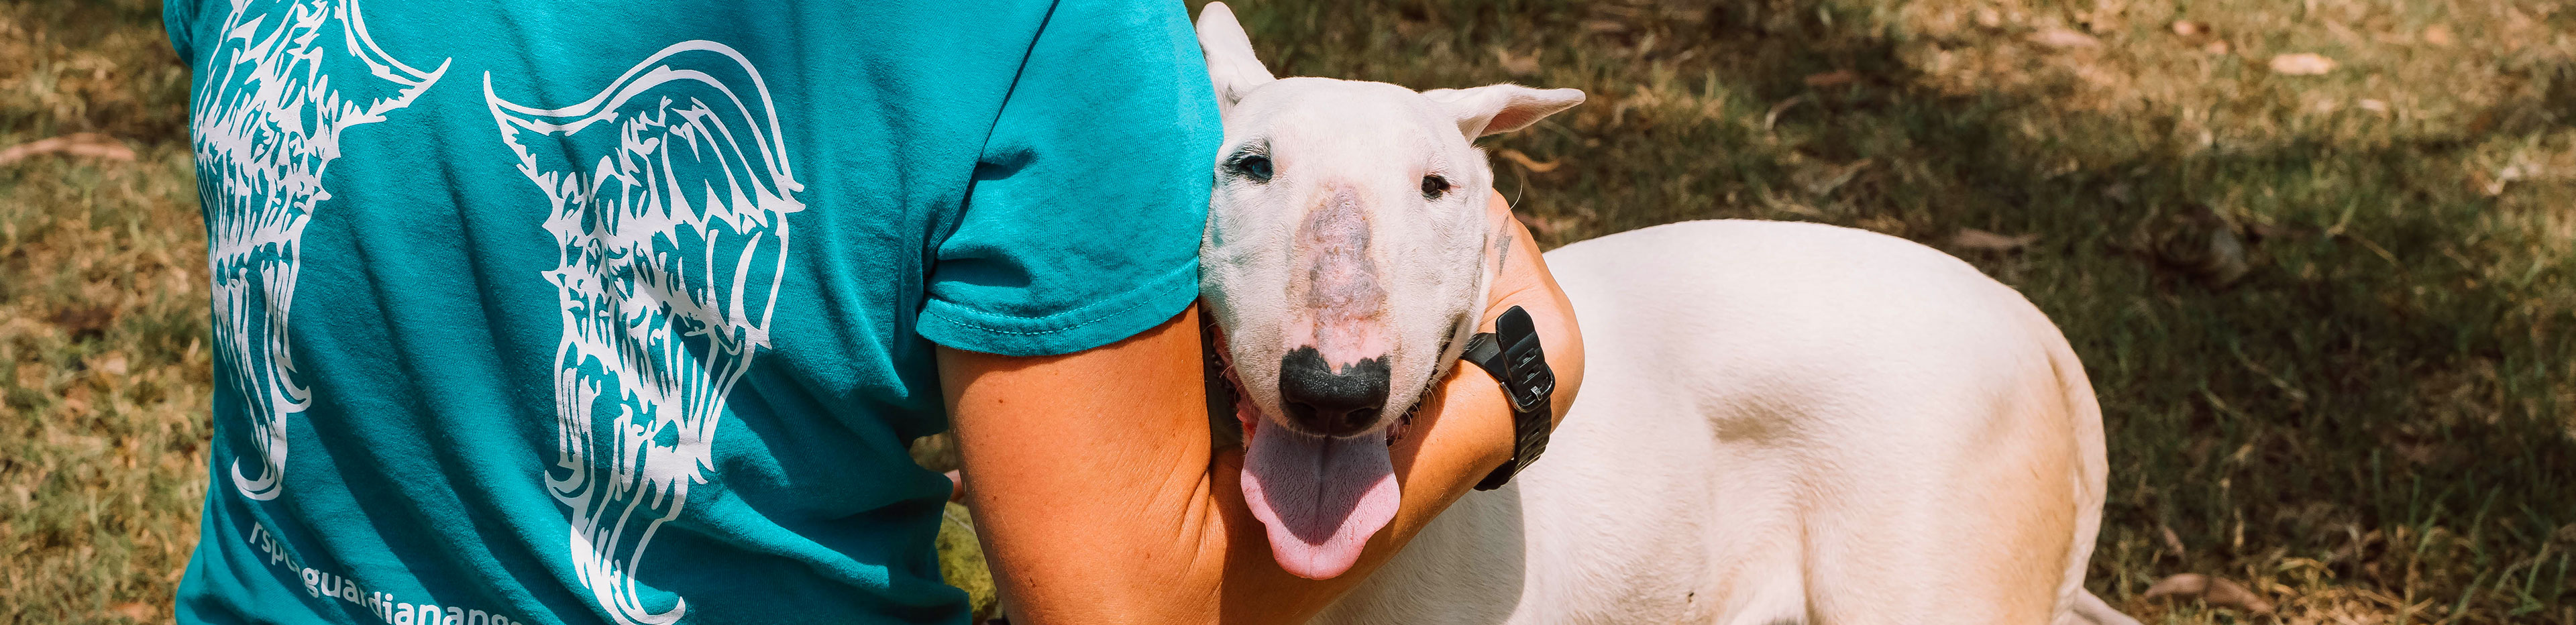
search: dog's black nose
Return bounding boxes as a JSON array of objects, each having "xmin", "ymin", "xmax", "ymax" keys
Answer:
[{"xmin": 1277, "ymin": 347, "xmax": 1391, "ymax": 437}]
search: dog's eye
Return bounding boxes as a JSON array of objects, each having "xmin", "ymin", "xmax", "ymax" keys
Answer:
[
  {"xmin": 1421, "ymin": 174, "xmax": 1450, "ymax": 199},
  {"xmin": 1230, "ymin": 154, "xmax": 1273, "ymax": 182}
]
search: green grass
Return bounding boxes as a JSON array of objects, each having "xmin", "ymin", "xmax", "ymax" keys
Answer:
[
  {"xmin": 1, "ymin": 2, "xmax": 205, "ymax": 624},
  {"xmin": 5, "ymin": 0, "xmax": 2573, "ymax": 622}
]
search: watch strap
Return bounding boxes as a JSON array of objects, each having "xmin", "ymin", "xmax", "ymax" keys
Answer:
[{"xmin": 1460, "ymin": 306, "xmax": 1554, "ymax": 491}]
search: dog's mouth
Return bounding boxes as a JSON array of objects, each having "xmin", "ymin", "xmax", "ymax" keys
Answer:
[{"xmin": 1210, "ymin": 325, "xmax": 1420, "ymax": 579}]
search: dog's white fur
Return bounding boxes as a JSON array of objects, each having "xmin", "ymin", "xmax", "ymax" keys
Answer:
[
  {"xmin": 1198, "ymin": 15, "xmax": 1582, "ymax": 431},
  {"xmin": 1196, "ymin": 4, "xmax": 2140, "ymax": 624}
]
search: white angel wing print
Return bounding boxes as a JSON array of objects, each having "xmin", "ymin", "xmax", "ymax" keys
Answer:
[
  {"xmin": 484, "ymin": 41, "xmax": 803, "ymax": 625},
  {"xmin": 194, "ymin": 0, "xmax": 447, "ymax": 501}
]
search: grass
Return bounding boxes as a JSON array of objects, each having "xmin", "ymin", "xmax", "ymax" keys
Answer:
[
  {"xmin": 1224, "ymin": 0, "xmax": 2576, "ymax": 621},
  {"xmin": 4, "ymin": 0, "xmax": 2572, "ymax": 622},
  {"xmin": 1, "ymin": 1, "xmax": 205, "ymax": 624}
]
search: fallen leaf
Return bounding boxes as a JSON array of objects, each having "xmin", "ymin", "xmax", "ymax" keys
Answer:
[
  {"xmin": 2469, "ymin": 170, "xmax": 2501, "ymax": 196},
  {"xmin": 2143, "ymin": 573, "xmax": 2275, "ymax": 614},
  {"xmin": 1492, "ymin": 47, "xmax": 1540, "ymax": 77},
  {"xmin": 1768, "ymin": 203, "xmax": 1823, "ymax": 217},
  {"xmin": 2269, "ymin": 53, "xmax": 2337, "ymax": 75},
  {"xmin": 2422, "ymin": 24, "xmax": 2454, "ymax": 46},
  {"xmin": 2155, "ymin": 205, "xmax": 2252, "ymax": 287},
  {"xmin": 1393, "ymin": 18, "xmax": 1424, "ymax": 38},
  {"xmin": 1762, "ymin": 95, "xmax": 1810, "ymax": 131},
  {"xmin": 50, "ymin": 304, "xmax": 117, "ymax": 339},
  {"xmin": 89, "ymin": 351, "xmax": 130, "ymax": 378},
  {"xmin": 1803, "ymin": 69, "xmax": 1858, "ymax": 88},
  {"xmin": 63, "ymin": 393, "xmax": 93, "ymax": 416},
  {"xmin": 2392, "ymin": 440, "xmax": 2443, "ymax": 465},
  {"xmin": 1794, "ymin": 158, "xmax": 1873, "ymax": 196},
  {"xmin": 2474, "ymin": 162, "xmax": 2533, "ymax": 197},
  {"xmin": 1950, "ymin": 227, "xmax": 2041, "ymax": 252},
  {"xmin": 2100, "ymin": 182, "xmax": 2134, "ymax": 204},
  {"xmin": 2467, "ymin": 109, "xmax": 2499, "ymax": 136},
  {"xmin": 1496, "ymin": 148, "xmax": 1560, "ymax": 173},
  {"xmin": 2028, "ymin": 27, "xmax": 2102, "ymax": 50},
  {"xmin": 111, "ymin": 602, "xmax": 154, "ymax": 621},
  {"xmin": 0, "ymin": 133, "xmax": 137, "ymax": 165}
]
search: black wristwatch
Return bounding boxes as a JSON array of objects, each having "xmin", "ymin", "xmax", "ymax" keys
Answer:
[{"xmin": 1458, "ymin": 306, "xmax": 1554, "ymax": 491}]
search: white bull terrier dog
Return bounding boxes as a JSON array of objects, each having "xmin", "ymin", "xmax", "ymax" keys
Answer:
[{"xmin": 1193, "ymin": 3, "xmax": 2142, "ymax": 624}]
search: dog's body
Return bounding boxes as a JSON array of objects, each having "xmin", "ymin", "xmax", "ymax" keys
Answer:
[
  {"xmin": 1190, "ymin": 4, "xmax": 2136, "ymax": 623},
  {"xmin": 1311, "ymin": 221, "xmax": 2123, "ymax": 624}
]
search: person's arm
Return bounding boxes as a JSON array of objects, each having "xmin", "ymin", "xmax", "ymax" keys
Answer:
[
  {"xmin": 1479, "ymin": 190, "xmax": 1585, "ymax": 430},
  {"xmin": 941, "ymin": 190, "xmax": 1580, "ymax": 624}
]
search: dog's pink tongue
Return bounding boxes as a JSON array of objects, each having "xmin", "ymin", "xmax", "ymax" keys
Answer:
[{"xmin": 1241, "ymin": 426, "xmax": 1400, "ymax": 579}]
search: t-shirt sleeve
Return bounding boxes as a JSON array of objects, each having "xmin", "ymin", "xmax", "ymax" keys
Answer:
[
  {"xmin": 916, "ymin": 0, "xmax": 1222, "ymax": 357},
  {"xmin": 163, "ymin": 0, "xmax": 199, "ymax": 61}
]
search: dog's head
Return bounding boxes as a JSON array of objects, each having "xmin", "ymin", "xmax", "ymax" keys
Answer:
[{"xmin": 1193, "ymin": 2, "xmax": 1581, "ymax": 579}]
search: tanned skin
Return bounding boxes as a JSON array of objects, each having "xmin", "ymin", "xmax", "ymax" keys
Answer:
[{"xmin": 938, "ymin": 190, "xmax": 1580, "ymax": 624}]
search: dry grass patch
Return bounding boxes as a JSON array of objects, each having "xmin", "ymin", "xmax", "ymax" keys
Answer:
[{"xmin": 3, "ymin": 1, "xmax": 205, "ymax": 623}]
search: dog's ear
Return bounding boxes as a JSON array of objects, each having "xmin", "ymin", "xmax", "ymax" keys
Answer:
[
  {"xmin": 1196, "ymin": 2, "xmax": 1274, "ymax": 115},
  {"xmin": 1419, "ymin": 84, "xmax": 1585, "ymax": 138}
]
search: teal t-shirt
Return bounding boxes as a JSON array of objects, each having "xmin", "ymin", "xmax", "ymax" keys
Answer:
[{"xmin": 163, "ymin": 1, "xmax": 1218, "ymax": 624}]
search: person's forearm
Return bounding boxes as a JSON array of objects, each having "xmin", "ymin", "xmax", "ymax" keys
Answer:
[
  {"xmin": 949, "ymin": 206, "xmax": 1580, "ymax": 624},
  {"xmin": 949, "ymin": 321, "xmax": 1518, "ymax": 625},
  {"xmin": 1197, "ymin": 201, "xmax": 1579, "ymax": 620},
  {"xmin": 1485, "ymin": 190, "xmax": 1584, "ymax": 428}
]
